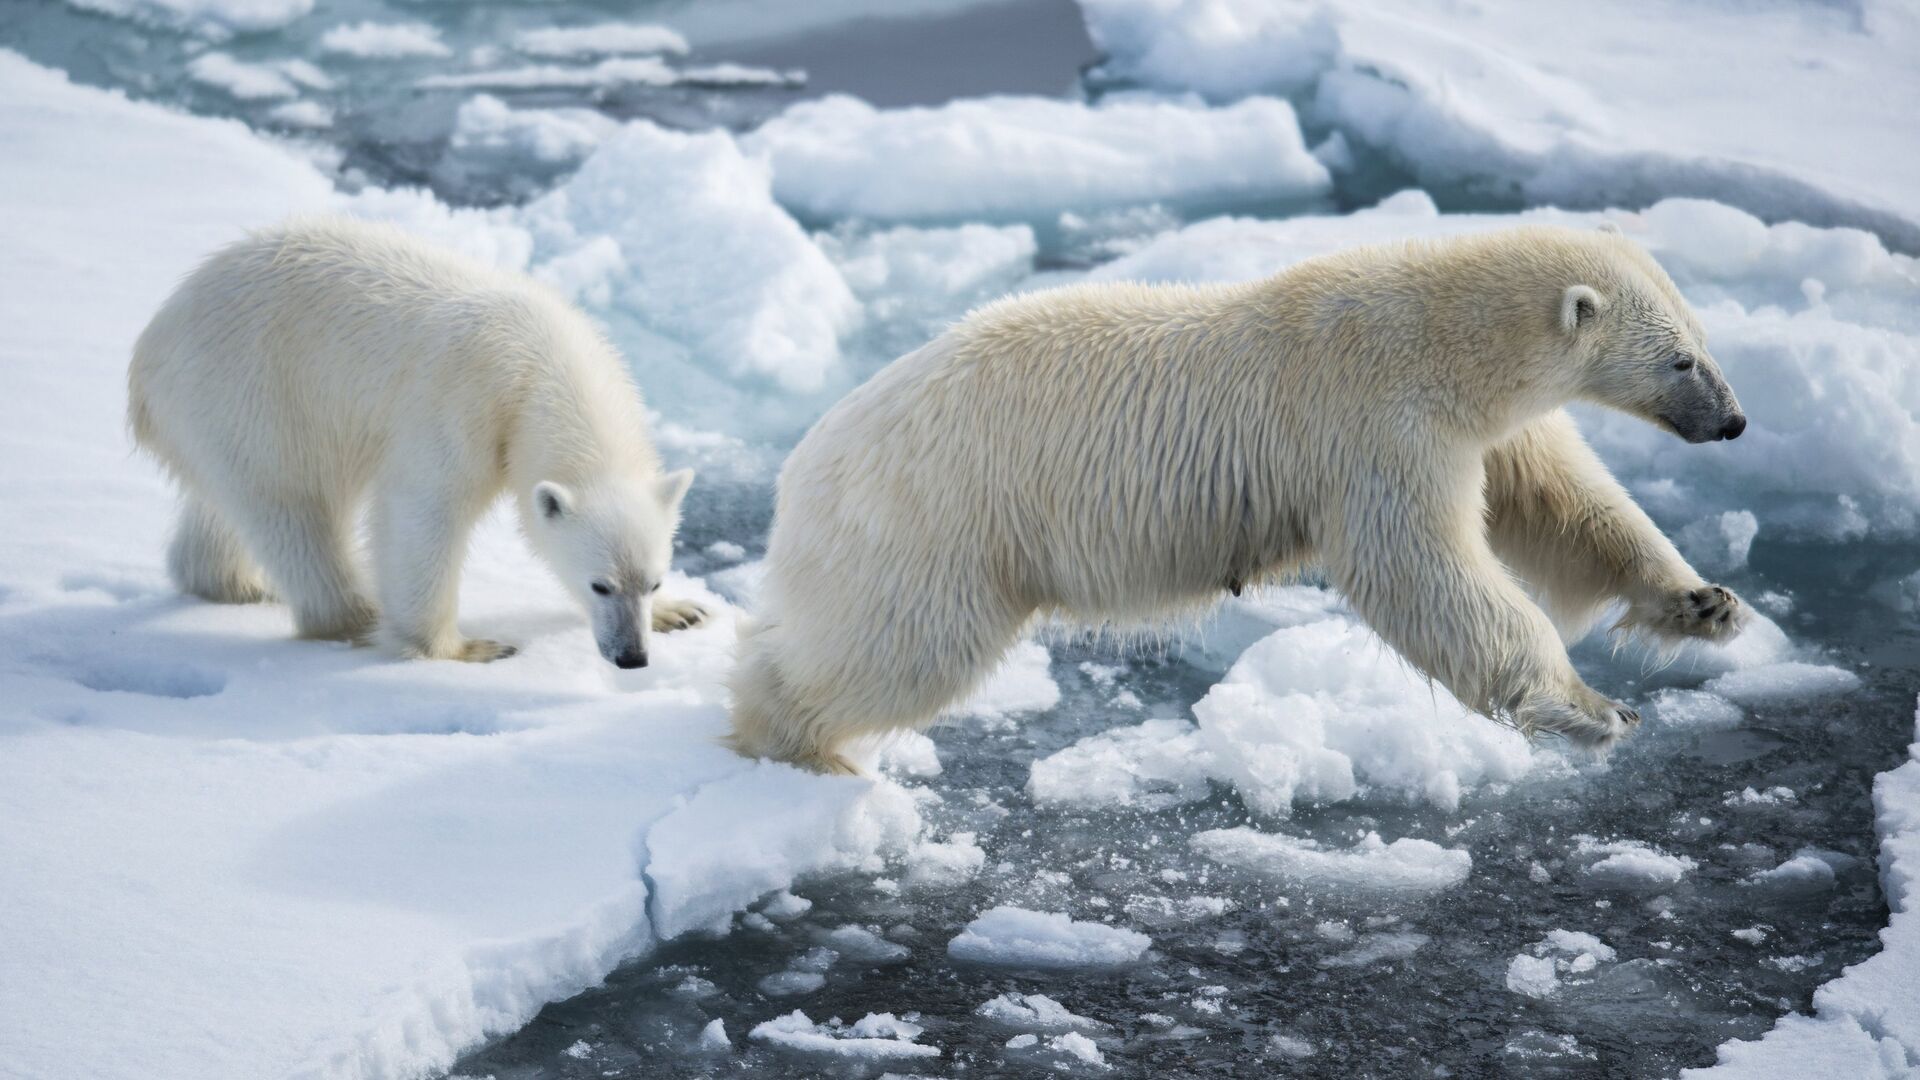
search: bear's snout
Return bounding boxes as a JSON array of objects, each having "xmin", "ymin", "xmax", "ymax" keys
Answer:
[
  {"xmin": 1718, "ymin": 414, "xmax": 1747, "ymax": 440},
  {"xmin": 614, "ymin": 648, "xmax": 648, "ymax": 669}
]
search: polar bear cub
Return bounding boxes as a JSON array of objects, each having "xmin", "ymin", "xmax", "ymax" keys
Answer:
[
  {"xmin": 129, "ymin": 217, "xmax": 706, "ymax": 666},
  {"xmin": 731, "ymin": 225, "xmax": 1748, "ymax": 773}
]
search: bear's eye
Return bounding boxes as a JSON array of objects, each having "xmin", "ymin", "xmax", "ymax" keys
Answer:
[
  {"xmin": 1672, "ymin": 354, "xmax": 1695, "ymax": 372},
  {"xmin": 591, "ymin": 581, "xmax": 613, "ymax": 597},
  {"xmin": 649, "ymin": 582, "xmax": 662, "ymax": 595}
]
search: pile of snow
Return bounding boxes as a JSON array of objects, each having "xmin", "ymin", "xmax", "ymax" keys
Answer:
[
  {"xmin": 514, "ymin": 23, "xmax": 690, "ymax": 60},
  {"xmin": 1090, "ymin": 191, "xmax": 1920, "ymax": 538},
  {"xmin": 513, "ymin": 121, "xmax": 859, "ymax": 396},
  {"xmin": 743, "ymin": 93, "xmax": 1330, "ymax": 225},
  {"xmin": 318, "ymin": 22, "xmax": 449, "ymax": 60},
  {"xmin": 747, "ymin": 1011, "xmax": 940, "ymax": 1060},
  {"xmin": 1194, "ymin": 829, "xmax": 1470, "ymax": 894},
  {"xmin": 186, "ymin": 53, "xmax": 330, "ymax": 101},
  {"xmin": 947, "ymin": 906, "xmax": 1151, "ymax": 969},
  {"xmin": 58, "ymin": 0, "xmax": 310, "ymax": 37},
  {"xmin": 1075, "ymin": 0, "xmax": 1920, "ymax": 248},
  {"xmin": 1505, "ymin": 930, "xmax": 1619, "ymax": 999},
  {"xmin": 0, "ymin": 52, "xmax": 919, "ymax": 1080},
  {"xmin": 1030, "ymin": 614, "xmax": 1538, "ymax": 815},
  {"xmin": 1575, "ymin": 837, "xmax": 1698, "ymax": 889},
  {"xmin": 1688, "ymin": 698, "xmax": 1920, "ymax": 1077}
]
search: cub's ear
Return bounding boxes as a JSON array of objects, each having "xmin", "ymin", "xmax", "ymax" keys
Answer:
[
  {"xmin": 533, "ymin": 481, "xmax": 573, "ymax": 521},
  {"xmin": 1560, "ymin": 285, "xmax": 1605, "ymax": 334},
  {"xmin": 655, "ymin": 468, "xmax": 694, "ymax": 513}
]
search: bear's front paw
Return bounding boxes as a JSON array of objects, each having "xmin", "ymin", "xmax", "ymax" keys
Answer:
[
  {"xmin": 1518, "ymin": 688, "xmax": 1641, "ymax": 753},
  {"xmin": 450, "ymin": 638, "xmax": 518, "ymax": 663},
  {"xmin": 1633, "ymin": 584, "xmax": 1748, "ymax": 643},
  {"xmin": 652, "ymin": 597, "xmax": 709, "ymax": 633}
]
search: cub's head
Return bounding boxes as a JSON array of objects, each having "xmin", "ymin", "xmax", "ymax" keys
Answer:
[
  {"xmin": 526, "ymin": 469, "xmax": 693, "ymax": 668},
  {"xmin": 1560, "ymin": 229, "xmax": 1745, "ymax": 443}
]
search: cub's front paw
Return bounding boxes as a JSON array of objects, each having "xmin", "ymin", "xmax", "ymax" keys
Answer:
[
  {"xmin": 1636, "ymin": 584, "xmax": 1748, "ymax": 643},
  {"xmin": 652, "ymin": 597, "xmax": 709, "ymax": 633},
  {"xmin": 1518, "ymin": 687, "xmax": 1642, "ymax": 753}
]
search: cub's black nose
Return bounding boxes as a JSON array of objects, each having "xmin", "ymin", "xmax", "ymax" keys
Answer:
[
  {"xmin": 615, "ymin": 650, "xmax": 648, "ymax": 669},
  {"xmin": 1719, "ymin": 414, "xmax": 1747, "ymax": 440}
]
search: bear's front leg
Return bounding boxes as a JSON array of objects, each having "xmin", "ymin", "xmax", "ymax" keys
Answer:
[
  {"xmin": 370, "ymin": 472, "xmax": 516, "ymax": 663},
  {"xmin": 1484, "ymin": 410, "xmax": 1749, "ymax": 648},
  {"xmin": 1328, "ymin": 476, "xmax": 1641, "ymax": 752}
]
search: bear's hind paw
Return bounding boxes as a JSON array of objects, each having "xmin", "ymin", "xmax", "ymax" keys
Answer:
[{"xmin": 1519, "ymin": 693, "xmax": 1641, "ymax": 754}]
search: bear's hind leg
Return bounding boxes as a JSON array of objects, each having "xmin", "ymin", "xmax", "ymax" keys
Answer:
[
  {"xmin": 168, "ymin": 496, "xmax": 271, "ymax": 604},
  {"xmin": 368, "ymin": 474, "xmax": 511, "ymax": 663},
  {"xmin": 230, "ymin": 496, "xmax": 377, "ymax": 643}
]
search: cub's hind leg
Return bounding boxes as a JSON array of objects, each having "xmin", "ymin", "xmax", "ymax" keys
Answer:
[{"xmin": 167, "ymin": 495, "xmax": 270, "ymax": 604}]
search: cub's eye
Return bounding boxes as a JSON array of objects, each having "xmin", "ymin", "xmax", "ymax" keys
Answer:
[
  {"xmin": 649, "ymin": 582, "xmax": 662, "ymax": 595},
  {"xmin": 591, "ymin": 581, "xmax": 613, "ymax": 597},
  {"xmin": 1672, "ymin": 354, "xmax": 1695, "ymax": 372}
]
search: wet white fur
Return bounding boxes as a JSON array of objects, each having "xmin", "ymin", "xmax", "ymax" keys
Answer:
[
  {"xmin": 129, "ymin": 217, "xmax": 701, "ymax": 663},
  {"xmin": 730, "ymin": 226, "xmax": 1747, "ymax": 772}
]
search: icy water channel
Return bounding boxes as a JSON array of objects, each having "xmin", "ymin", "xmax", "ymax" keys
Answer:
[{"xmin": 451, "ymin": 485, "xmax": 1920, "ymax": 1080}]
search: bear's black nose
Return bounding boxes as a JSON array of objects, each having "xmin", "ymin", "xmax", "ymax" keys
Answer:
[
  {"xmin": 1719, "ymin": 414, "xmax": 1747, "ymax": 440},
  {"xmin": 615, "ymin": 650, "xmax": 648, "ymax": 669}
]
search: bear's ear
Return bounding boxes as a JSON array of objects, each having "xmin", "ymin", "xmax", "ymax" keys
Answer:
[
  {"xmin": 1560, "ymin": 285, "xmax": 1605, "ymax": 335},
  {"xmin": 655, "ymin": 468, "xmax": 694, "ymax": 514},
  {"xmin": 533, "ymin": 481, "xmax": 573, "ymax": 521}
]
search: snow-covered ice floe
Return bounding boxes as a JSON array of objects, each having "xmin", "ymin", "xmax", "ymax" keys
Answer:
[
  {"xmin": 0, "ymin": 51, "xmax": 922, "ymax": 1080},
  {"xmin": 1193, "ymin": 829, "xmax": 1471, "ymax": 896}
]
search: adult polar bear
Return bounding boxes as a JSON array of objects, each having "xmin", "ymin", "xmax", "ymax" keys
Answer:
[
  {"xmin": 731, "ymin": 226, "xmax": 1749, "ymax": 774},
  {"xmin": 130, "ymin": 218, "xmax": 706, "ymax": 666}
]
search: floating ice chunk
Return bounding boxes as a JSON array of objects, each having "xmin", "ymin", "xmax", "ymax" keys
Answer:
[
  {"xmin": 1193, "ymin": 828, "xmax": 1471, "ymax": 894},
  {"xmin": 949, "ymin": 640, "xmax": 1060, "ymax": 722},
  {"xmin": 823, "ymin": 926, "xmax": 910, "ymax": 963},
  {"xmin": 58, "ymin": 0, "xmax": 311, "ymax": 36},
  {"xmin": 1733, "ymin": 927, "xmax": 1769, "ymax": 945},
  {"xmin": 1027, "ymin": 718, "xmax": 1212, "ymax": 810},
  {"xmin": 947, "ymin": 907, "xmax": 1151, "ymax": 969},
  {"xmin": 744, "ymin": 94, "xmax": 1329, "ymax": 224},
  {"xmin": 748, "ymin": 1010, "xmax": 940, "ymax": 1059},
  {"xmin": 1505, "ymin": 954, "xmax": 1560, "ymax": 998},
  {"xmin": 1749, "ymin": 854, "xmax": 1837, "ymax": 892},
  {"xmin": 1704, "ymin": 662, "xmax": 1863, "ymax": 705},
  {"xmin": 521, "ymin": 121, "xmax": 858, "ymax": 394},
  {"xmin": 418, "ymin": 57, "xmax": 677, "ymax": 91},
  {"xmin": 705, "ymin": 540, "xmax": 746, "ymax": 563},
  {"xmin": 699, "ymin": 1018, "xmax": 729, "ymax": 1051},
  {"xmin": 1507, "ymin": 929, "xmax": 1619, "ymax": 997},
  {"xmin": 515, "ymin": 23, "xmax": 689, "ymax": 59},
  {"xmin": 1576, "ymin": 838, "xmax": 1698, "ymax": 888},
  {"xmin": 904, "ymin": 832, "xmax": 984, "ymax": 888},
  {"xmin": 562, "ymin": 1039, "xmax": 591, "ymax": 1059},
  {"xmin": 1047, "ymin": 1031, "xmax": 1108, "ymax": 1067},
  {"xmin": 448, "ymin": 95, "xmax": 610, "ymax": 166},
  {"xmin": 265, "ymin": 100, "xmax": 332, "ymax": 130},
  {"xmin": 187, "ymin": 53, "xmax": 307, "ymax": 100},
  {"xmin": 757, "ymin": 889, "xmax": 811, "ymax": 922},
  {"xmin": 1268, "ymin": 1033, "xmax": 1316, "ymax": 1059},
  {"xmin": 319, "ymin": 22, "xmax": 449, "ymax": 59},
  {"xmin": 1725, "ymin": 786, "xmax": 1796, "ymax": 807},
  {"xmin": 1678, "ymin": 511, "xmax": 1759, "ymax": 574},
  {"xmin": 1646, "ymin": 690, "xmax": 1745, "ymax": 731},
  {"xmin": 1321, "ymin": 931, "xmax": 1429, "ymax": 968},
  {"xmin": 975, "ymin": 992, "xmax": 1107, "ymax": 1034},
  {"xmin": 757, "ymin": 970, "xmax": 826, "ymax": 997}
]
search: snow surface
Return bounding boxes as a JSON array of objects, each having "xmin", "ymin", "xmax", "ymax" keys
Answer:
[
  {"xmin": 0, "ymin": 52, "xmax": 920, "ymax": 1080},
  {"xmin": 1076, "ymin": 0, "xmax": 1920, "ymax": 249},
  {"xmin": 743, "ymin": 93, "xmax": 1330, "ymax": 225},
  {"xmin": 946, "ymin": 906, "xmax": 1152, "ymax": 969}
]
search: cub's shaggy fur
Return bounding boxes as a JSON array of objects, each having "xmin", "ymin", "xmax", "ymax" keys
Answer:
[
  {"xmin": 731, "ymin": 226, "xmax": 1748, "ymax": 773},
  {"xmin": 130, "ymin": 217, "xmax": 704, "ymax": 665}
]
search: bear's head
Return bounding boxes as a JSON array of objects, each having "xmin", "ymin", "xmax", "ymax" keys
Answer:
[
  {"xmin": 526, "ymin": 469, "xmax": 693, "ymax": 668},
  {"xmin": 1560, "ymin": 229, "xmax": 1745, "ymax": 444}
]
